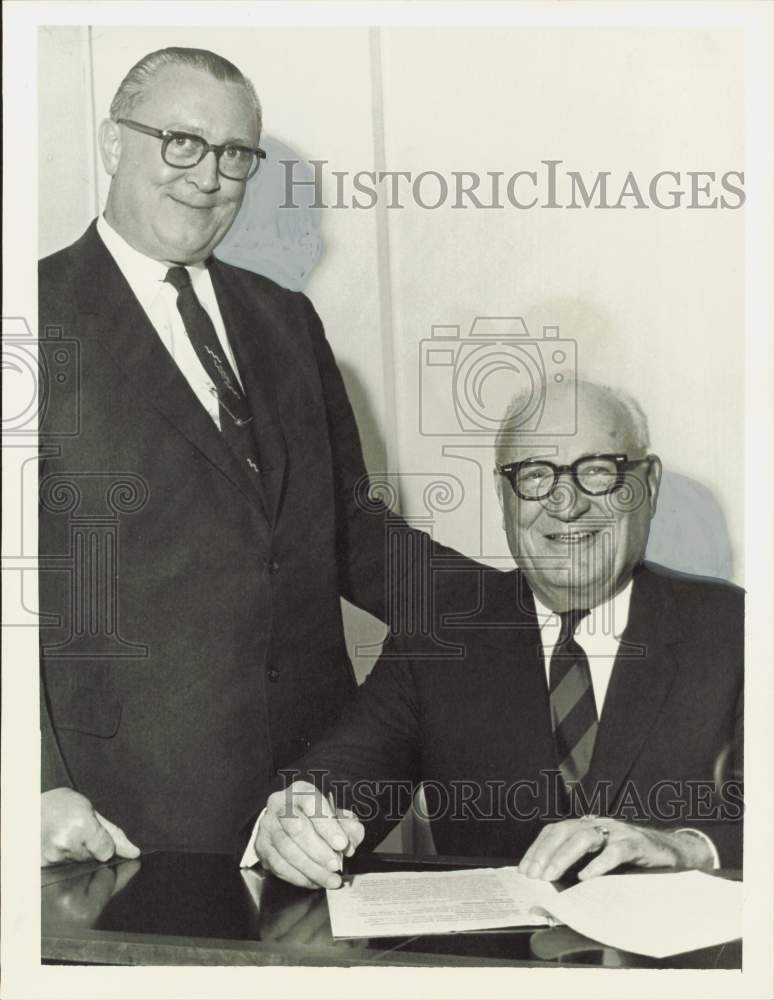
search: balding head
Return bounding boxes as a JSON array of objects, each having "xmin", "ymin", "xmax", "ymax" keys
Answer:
[{"xmin": 495, "ymin": 377, "xmax": 650, "ymax": 466}]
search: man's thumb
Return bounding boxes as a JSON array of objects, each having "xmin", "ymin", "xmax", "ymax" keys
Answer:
[{"xmin": 94, "ymin": 811, "xmax": 141, "ymax": 859}]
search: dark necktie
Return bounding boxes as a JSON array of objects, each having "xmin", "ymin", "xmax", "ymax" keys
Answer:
[
  {"xmin": 164, "ymin": 266, "xmax": 263, "ymax": 481},
  {"xmin": 549, "ymin": 609, "xmax": 598, "ymax": 787}
]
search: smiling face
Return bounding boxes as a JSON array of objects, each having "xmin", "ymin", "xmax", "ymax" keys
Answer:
[
  {"xmin": 495, "ymin": 382, "xmax": 662, "ymax": 612},
  {"xmin": 100, "ymin": 64, "xmax": 258, "ymax": 263}
]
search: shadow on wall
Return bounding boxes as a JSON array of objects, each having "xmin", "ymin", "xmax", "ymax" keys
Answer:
[
  {"xmin": 214, "ymin": 135, "xmax": 322, "ymax": 291},
  {"xmin": 647, "ymin": 470, "xmax": 733, "ymax": 581}
]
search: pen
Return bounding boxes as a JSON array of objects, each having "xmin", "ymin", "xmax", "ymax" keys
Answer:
[{"xmin": 327, "ymin": 792, "xmax": 345, "ymax": 878}]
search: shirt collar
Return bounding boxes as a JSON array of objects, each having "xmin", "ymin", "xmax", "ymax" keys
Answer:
[
  {"xmin": 532, "ymin": 579, "xmax": 634, "ymax": 639},
  {"xmin": 96, "ymin": 215, "xmax": 207, "ymax": 304}
]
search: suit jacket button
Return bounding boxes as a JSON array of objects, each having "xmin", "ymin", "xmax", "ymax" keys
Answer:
[
  {"xmin": 268, "ymin": 557, "xmax": 280, "ymax": 575},
  {"xmin": 267, "ymin": 667, "xmax": 280, "ymax": 683}
]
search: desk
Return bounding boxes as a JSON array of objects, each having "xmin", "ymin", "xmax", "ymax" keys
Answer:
[{"xmin": 41, "ymin": 850, "xmax": 741, "ymax": 968}]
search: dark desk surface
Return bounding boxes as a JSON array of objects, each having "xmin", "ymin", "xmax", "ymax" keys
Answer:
[{"xmin": 41, "ymin": 850, "xmax": 742, "ymax": 968}]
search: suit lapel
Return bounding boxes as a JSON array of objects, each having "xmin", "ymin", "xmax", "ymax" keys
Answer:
[
  {"xmin": 69, "ymin": 224, "xmax": 272, "ymax": 514},
  {"xmin": 580, "ymin": 566, "xmax": 683, "ymax": 808},
  {"xmin": 460, "ymin": 566, "xmax": 686, "ymax": 812},
  {"xmin": 209, "ymin": 261, "xmax": 288, "ymax": 527},
  {"xmin": 472, "ymin": 571, "xmax": 559, "ymax": 781}
]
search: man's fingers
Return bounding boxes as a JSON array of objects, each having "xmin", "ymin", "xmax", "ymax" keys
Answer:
[
  {"xmin": 539, "ymin": 825, "xmax": 609, "ymax": 881},
  {"xmin": 578, "ymin": 840, "xmax": 629, "ymax": 880},
  {"xmin": 277, "ymin": 810, "xmax": 345, "ymax": 872},
  {"xmin": 259, "ymin": 838, "xmax": 335, "ymax": 890},
  {"xmin": 270, "ymin": 825, "xmax": 344, "ymax": 889},
  {"xmin": 41, "ymin": 791, "xmax": 139, "ymax": 867},
  {"xmin": 261, "ymin": 783, "xmax": 364, "ymax": 887},
  {"xmin": 42, "ymin": 844, "xmax": 68, "ymax": 866},
  {"xmin": 578, "ymin": 827, "xmax": 684, "ymax": 880},
  {"xmin": 519, "ymin": 818, "xmax": 618, "ymax": 880},
  {"xmin": 522, "ymin": 820, "xmax": 707, "ymax": 883},
  {"xmin": 294, "ymin": 792, "xmax": 352, "ymax": 853},
  {"xmin": 335, "ymin": 813, "xmax": 365, "ymax": 857},
  {"xmin": 519, "ymin": 821, "xmax": 579, "ymax": 877},
  {"xmin": 82, "ymin": 818, "xmax": 116, "ymax": 863},
  {"xmin": 94, "ymin": 812, "xmax": 141, "ymax": 859}
]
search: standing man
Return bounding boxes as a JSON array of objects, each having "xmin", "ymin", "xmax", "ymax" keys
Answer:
[
  {"xmin": 253, "ymin": 379, "xmax": 743, "ymax": 889},
  {"xmin": 39, "ymin": 47, "xmax": 440, "ymax": 862}
]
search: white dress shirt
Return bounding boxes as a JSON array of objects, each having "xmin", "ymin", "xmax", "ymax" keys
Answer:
[
  {"xmin": 96, "ymin": 215, "xmax": 243, "ymax": 428},
  {"xmin": 533, "ymin": 582, "xmax": 634, "ymax": 716}
]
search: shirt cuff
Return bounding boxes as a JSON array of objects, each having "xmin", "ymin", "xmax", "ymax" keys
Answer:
[
  {"xmin": 239, "ymin": 807, "xmax": 266, "ymax": 868},
  {"xmin": 675, "ymin": 827, "xmax": 720, "ymax": 869}
]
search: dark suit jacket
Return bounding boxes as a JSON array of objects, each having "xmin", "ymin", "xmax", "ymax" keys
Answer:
[
  {"xmin": 38, "ymin": 221, "xmax": 429, "ymax": 852},
  {"xmin": 289, "ymin": 562, "xmax": 744, "ymax": 867}
]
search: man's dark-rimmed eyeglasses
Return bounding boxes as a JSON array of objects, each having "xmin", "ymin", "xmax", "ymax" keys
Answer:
[
  {"xmin": 497, "ymin": 453, "xmax": 653, "ymax": 501},
  {"xmin": 115, "ymin": 118, "xmax": 266, "ymax": 181}
]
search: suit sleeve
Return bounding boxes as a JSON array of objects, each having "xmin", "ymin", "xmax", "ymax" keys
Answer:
[
  {"xmin": 688, "ymin": 684, "xmax": 743, "ymax": 868},
  {"xmin": 38, "ymin": 255, "xmax": 75, "ymax": 793},
  {"xmin": 297, "ymin": 293, "xmax": 456, "ymax": 624},
  {"xmin": 40, "ymin": 675, "xmax": 73, "ymax": 791},
  {"xmin": 272, "ymin": 637, "xmax": 423, "ymax": 851}
]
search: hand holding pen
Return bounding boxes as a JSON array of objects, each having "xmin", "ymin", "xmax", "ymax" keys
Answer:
[{"xmin": 253, "ymin": 780, "xmax": 365, "ymax": 890}]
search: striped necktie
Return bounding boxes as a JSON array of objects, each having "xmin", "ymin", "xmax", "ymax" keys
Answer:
[
  {"xmin": 164, "ymin": 266, "xmax": 264, "ymax": 484},
  {"xmin": 549, "ymin": 608, "xmax": 597, "ymax": 787}
]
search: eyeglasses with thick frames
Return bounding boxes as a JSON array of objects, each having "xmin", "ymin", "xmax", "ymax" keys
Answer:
[
  {"xmin": 115, "ymin": 118, "xmax": 266, "ymax": 181},
  {"xmin": 497, "ymin": 453, "xmax": 653, "ymax": 501}
]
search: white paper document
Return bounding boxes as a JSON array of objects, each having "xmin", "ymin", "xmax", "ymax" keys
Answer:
[
  {"xmin": 327, "ymin": 867, "xmax": 743, "ymax": 958},
  {"xmin": 551, "ymin": 870, "xmax": 743, "ymax": 958},
  {"xmin": 326, "ymin": 867, "xmax": 556, "ymax": 939}
]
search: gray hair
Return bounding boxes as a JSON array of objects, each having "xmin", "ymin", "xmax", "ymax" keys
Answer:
[
  {"xmin": 494, "ymin": 376, "xmax": 651, "ymax": 460},
  {"xmin": 109, "ymin": 47, "xmax": 262, "ymax": 137}
]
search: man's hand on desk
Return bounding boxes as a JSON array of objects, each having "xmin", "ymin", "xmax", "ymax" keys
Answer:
[
  {"xmin": 254, "ymin": 780, "xmax": 364, "ymax": 889},
  {"xmin": 41, "ymin": 788, "xmax": 140, "ymax": 866},
  {"xmin": 518, "ymin": 816, "xmax": 714, "ymax": 882}
]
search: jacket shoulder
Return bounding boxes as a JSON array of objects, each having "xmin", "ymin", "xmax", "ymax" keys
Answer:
[
  {"xmin": 385, "ymin": 563, "xmax": 522, "ymax": 657},
  {"xmin": 210, "ymin": 257, "xmax": 298, "ymax": 302},
  {"xmin": 640, "ymin": 560, "xmax": 744, "ymax": 619},
  {"xmin": 39, "ymin": 243, "xmax": 75, "ymax": 285},
  {"xmin": 39, "ymin": 223, "xmax": 100, "ymax": 296},
  {"xmin": 39, "ymin": 243, "xmax": 81, "ymax": 319}
]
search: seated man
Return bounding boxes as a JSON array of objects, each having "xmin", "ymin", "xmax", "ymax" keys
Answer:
[{"xmin": 249, "ymin": 378, "xmax": 743, "ymax": 889}]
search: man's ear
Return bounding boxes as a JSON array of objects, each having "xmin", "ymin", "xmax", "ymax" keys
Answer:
[
  {"xmin": 98, "ymin": 119, "xmax": 122, "ymax": 176},
  {"xmin": 493, "ymin": 467, "xmax": 507, "ymax": 530},
  {"xmin": 646, "ymin": 455, "xmax": 662, "ymax": 518}
]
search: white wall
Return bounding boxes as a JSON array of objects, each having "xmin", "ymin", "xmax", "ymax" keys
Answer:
[
  {"xmin": 38, "ymin": 26, "xmax": 745, "ymax": 678},
  {"xmin": 38, "ymin": 26, "xmax": 98, "ymax": 255},
  {"xmin": 377, "ymin": 27, "xmax": 743, "ymax": 580}
]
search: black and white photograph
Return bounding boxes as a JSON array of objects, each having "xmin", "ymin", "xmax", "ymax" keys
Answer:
[{"xmin": 2, "ymin": 2, "xmax": 773, "ymax": 998}]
